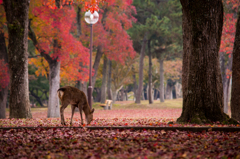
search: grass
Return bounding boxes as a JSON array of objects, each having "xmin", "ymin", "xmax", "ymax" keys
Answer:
[
  {"xmin": 94, "ymin": 98, "xmax": 183, "ymax": 109},
  {"xmin": 6, "ymin": 99, "xmax": 183, "ymax": 112}
]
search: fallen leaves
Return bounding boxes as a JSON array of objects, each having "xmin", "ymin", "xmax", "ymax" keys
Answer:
[
  {"xmin": 0, "ymin": 128, "xmax": 240, "ymax": 159},
  {"xmin": 1, "ymin": 108, "xmax": 240, "ymax": 158}
]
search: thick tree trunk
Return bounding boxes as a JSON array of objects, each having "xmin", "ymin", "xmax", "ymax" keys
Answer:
[
  {"xmin": 159, "ymin": 59, "xmax": 164, "ymax": 102},
  {"xmin": 100, "ymin": 56, "xmax": 108, "ymax": 103},
  {"xmin": 148, "ymin": 40, "xmax": 153, "ymax": 104},
  {"xmin": 4, "ymin": 0, "xmax": 32, "ymax": 118},
  {"xmin": 177, "ymin": 0, "xmax": 227, "ymax": 124},
  {"xmin": 47, "ymin": 60, "xmax": 60, "ymax": 118},
  {"xmin": 231, "ymin": 10, "xmax": 240, "ymax": 122},
  {"xmin": 0, "ymin": 31, "xmax": 8, "ymax": 119},
  {"xmin": 135, "ymin": 33, "xmax": 147, "ymax": 103},
  {"xmin": 107, "ymin": 60, "xmax": 112, "ymax": 100}
]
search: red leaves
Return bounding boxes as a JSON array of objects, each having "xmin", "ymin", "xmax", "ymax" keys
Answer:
[
  {"xmin": 84, "ymin": 1, "xmax": 99, "ymax": 13},
  {"xmin": 0, "ymin": 128, "xmax": 240, "ymax": 158}
]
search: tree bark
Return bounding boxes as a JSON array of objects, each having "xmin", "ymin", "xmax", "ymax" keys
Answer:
[
  {"xmin": 3, "ymin": 0, "xmax": 32, "ymax": 118},
  {"xmin": 107, "ymin": 60, "xmax": 112, "ymax": 100},
  {"xmin": 135, "ymin": 33, "xmax": 147, "ymax": 103},
  {"xmin": 132, "ymin": 66, "xmax": 137, "ymax": 101},
  {"xmin": 175, "ymin": 82, "xmax": 182, "ymax": 98},
  {"xmin": 100, "ymin": 56, "xmax": 108, "ymax": 103},
  {"xmin": 177, "ymin": 0, "xmax": 227, "ymax": 124},
  {"xmin": 165, "ymin": 81, "xmax": 173, "ymax": 100},
  {"xmin": 75, "ymin": 6, "xmax": 87, "ymax": 96},
  {"xmin": 47, "ymin": 60, "xmax": 60, "ymax": 117},
  {"xmin": 112, "ymin": 85, "xmax": 123, "ymax": 103},
  {"xmin": 148, "ymin": 40, "xmax": 153, "ymax": 104},
  {"xmin": 231, "ymin": 10, "xmax": 240, "ymax": 122},
  {"xmin": 0, "ymin": 30, "xmax": 8, "ymax": 119},
  {"xmin": 92, "ymin": 46, "xmax": 104, "ymax": 90},
  {"xmin": 159, "ymin": 59, "xmax": 164, "ymax": 102},
  {"xmin": 220, "ymin": 52, "xmax": 233, "ymax": 114}
]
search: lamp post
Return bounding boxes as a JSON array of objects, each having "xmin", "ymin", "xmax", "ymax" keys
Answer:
[{"xmin": 84, "ymin": 10, "xmax": 99, "ymax": 109}]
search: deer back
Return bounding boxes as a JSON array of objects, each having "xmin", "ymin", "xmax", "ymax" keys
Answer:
[{"xmin": 57, "ymin": 86, "xmax": 88, "ymax": 105}]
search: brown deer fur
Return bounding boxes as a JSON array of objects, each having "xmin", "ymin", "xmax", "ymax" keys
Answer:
[{"xmin": 57, "ymin": 86, "xmax": 94, "ymax": 125}]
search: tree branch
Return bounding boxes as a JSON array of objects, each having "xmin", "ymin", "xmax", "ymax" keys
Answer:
[{"xmin": 28, "ymin": 20, "xmax": 53, "ymax": 63}]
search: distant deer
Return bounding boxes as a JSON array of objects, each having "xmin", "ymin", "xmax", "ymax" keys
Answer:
[{"xmin": 57, "ymin": 86, "xmax": 94, "ymax": 125}]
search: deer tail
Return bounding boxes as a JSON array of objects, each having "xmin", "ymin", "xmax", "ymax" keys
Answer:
[{"xmin": 57, "ymin": 88, "xmax": 65, "ymax": 100}]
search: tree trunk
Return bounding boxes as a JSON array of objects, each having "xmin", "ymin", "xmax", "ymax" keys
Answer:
[
  {"xmin": 107, "ymin": 60, "xmax": 112, "ymax": 100},
  {"xmin": 220, "ymin": 51, "xmax": 233, "ymax": 114},
  {"xmin": 159, "ymin": 59, "xmax": 164, "ymax": 102},
  {"xmin": 165, "ymin": 81, "xmax": 173, "ymax": 100},
  {"xmin": 135, "ymin": 33, "xmax": 147, "ymax": 103},
  {"xmin": 177, "ymin": 0, "xmax": 227, "ymax": 124},
  {"xmin": 76, "ymin": 81, "xmax": 87, "ymax": 97},
  {"xmin": 75, "ymin": 6, "xmax": 87, "ymax": 96},
  {"xmin": 100, "ymin": 56, "xmax": 108, "ymax": 103},
  {"xmin": 112, "ymin": 85, "xmax": 123, "ymax": 103},
  {"xmin": 175, "ymin": 82, "xmax": 182, "ymax": 98},
  {"xmin": 92, "ymin": 46, "xmax": 104, "ymax": 90},
  {"xmin": 231, "ymin": 10, "xmax": 240, "ymax": 122},
  {"xmin": 29, "ymin": 89, "xmax": 44, "ymax": 107},
  {"xmin": 4, "ymin": 0, "xmax": 32, "ymax": 118},
  {"xmin": 148, "ymin": 40, "xmax": 153, "ymax": 104},
  {"xmin": 0, "ymin": 30, "xmax": 8, "ymax": 119},
  {"xmin": 47, "ymin": 60, "xmax": 60, "ymax": 118},
  {"xmin": 132, "ymin": 66, "xmax": 137, "ymax": 101},
  {"xmin": 141, "ymin": 88, "xmax": 145, "ymax": 100}
]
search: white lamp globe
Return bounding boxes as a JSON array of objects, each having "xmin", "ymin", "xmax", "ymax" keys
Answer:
[{"xmin": 84, "ymin": 10, "xmax": 99, "ymax": 24}]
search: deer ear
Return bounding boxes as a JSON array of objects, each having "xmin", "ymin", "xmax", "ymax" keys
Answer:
[{"xmin": 91, "ymin": 108, "xmax": 95, "ymax": 113}]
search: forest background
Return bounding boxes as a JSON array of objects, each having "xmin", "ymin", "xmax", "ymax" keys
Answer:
[{"xmin": 0, "ymin": 0, "xmax": 239, "ymax": 119}]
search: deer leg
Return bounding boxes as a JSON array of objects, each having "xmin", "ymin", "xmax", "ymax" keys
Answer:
[
  {"xmin": 60, "ymin": 102, "xmax": 68, "ymax": 125},
  {"xmin": 78, "ymin": 104, "xmax": 84, "ymax": 125},
  {"xmin": 70, "ymin": 105, "xmax": 75, "ymax": 126}
]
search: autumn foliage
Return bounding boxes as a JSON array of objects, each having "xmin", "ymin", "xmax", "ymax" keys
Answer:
[
  {"xmin": 220, "ymin": 0, "xmax": 240, "ymax": 55},
  {"xmin": 29, "ymin": 1, "xmax": 90, "ymax": 82},
  {"xmin": 80, "ymin": 0, "xmax": 137, "ymax": 64}
]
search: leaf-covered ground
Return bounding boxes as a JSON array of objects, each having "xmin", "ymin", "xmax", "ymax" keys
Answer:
[
  {"xmin": 1, "ymin": 100, "xmax": 240, "ymax": 158},
  {"xmin": 1, "ymin": 128, "xmax": 240, "ymax": 159}
]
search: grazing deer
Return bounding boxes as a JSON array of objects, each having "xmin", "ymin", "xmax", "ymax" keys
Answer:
[{"xmin": 57, "ymin": 86, "xmax": 94, "ymax": 125}]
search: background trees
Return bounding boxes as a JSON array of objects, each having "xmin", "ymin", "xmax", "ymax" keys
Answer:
[
  {"xmin": 0, "ymin": 3, "xmax": 9, "ymax": 118},
  {"xmin": 0, "ymin": 0, "xmax": 239, "ymax": 123},
  {"xmin": 220, "ymin": 0, "xmax": 239, "ymax": 114}
]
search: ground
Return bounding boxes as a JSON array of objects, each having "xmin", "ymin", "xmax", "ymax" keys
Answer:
[{"xmin": 0, "ymin": 99, "xmax": 239, "ymax": 159}]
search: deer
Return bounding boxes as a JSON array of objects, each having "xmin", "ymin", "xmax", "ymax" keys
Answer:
[{"xmin": 57, "ymin": 86, "xmax": 94, "ymax": 126}]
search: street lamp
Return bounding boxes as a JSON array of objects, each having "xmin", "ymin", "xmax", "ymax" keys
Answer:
[{"xmin": 84, "ymin": 10, "xmax": 99, "ymax": 109}]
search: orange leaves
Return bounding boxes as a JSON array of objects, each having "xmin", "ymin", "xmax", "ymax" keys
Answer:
[
  {"xmin": 85, "ymin": 1, "xmax": 99, "ymax": 13},
  {"xmin": 164, "ymin": 60, "xmax": 182, "ymax": 81},
  {"xmin": 29, "ymin": 57, "xmax": 49, "ymax": 77}
]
